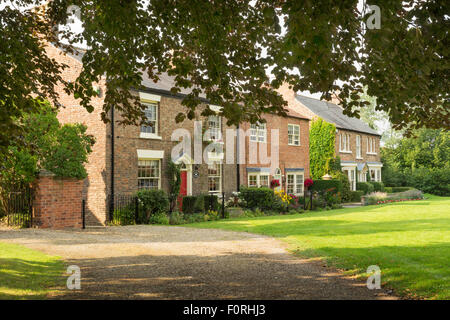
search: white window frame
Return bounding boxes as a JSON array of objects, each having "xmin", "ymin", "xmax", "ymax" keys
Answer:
[
  {"xmin": 367, "ymin": 137, "xmax": 377, "ymax": 155},
  {"xmin": 286, "ymin": 172, "xmax": 304, "ymax": 195},
  {"xmin": 288, "ymin": 124, "xmax": 300, "ymax": 146},
  {"xmin": 250, "ymin": 122, "xmax": 267, "ymax": 143},
  {"xmin": 356, "ymin": 135, "xmax": 362, "ymax": 159},
  {"xmin": 247, "ymin": 173, "xmax": 270, "ymax": 188},
  {"xmin": 138, "ymin": 159, "xmax": 161, "ymax": 190},
  {"xmin": 339, "ymin": 133, "xmax": 352, "ymax": 153},
  {"xmin": 208, "ymin": 162, "xmax": 222, "ymax": 194},
  {"xmin": 140, "ymin": 102, "xmax": 162, "ymax": 140},
  {"xmin": 207, "ymin": 115, "xmax": 222, "ymax": 142}
]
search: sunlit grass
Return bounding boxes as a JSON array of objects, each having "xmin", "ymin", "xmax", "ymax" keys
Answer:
[
  {"xmin": 187, "ymin": 194, "xmax": 450, "ymax": 299},
  {"xmin": 0, "ymin": 242, "xmax": 65, "ymax": 299}
]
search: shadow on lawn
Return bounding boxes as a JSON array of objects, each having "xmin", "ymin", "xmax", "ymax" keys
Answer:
[
  {"xmin": 294, "ymin": 243, "xmax": 450, "ymax": 299},
  {"xmin": 0, "ymin": 257, "xmax": 65, "ymax": 299}
]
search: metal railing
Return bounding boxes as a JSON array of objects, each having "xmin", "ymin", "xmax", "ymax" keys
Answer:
[{"xmin": 5, "ymin": 188, "xmax": 33, "ymax": 228}]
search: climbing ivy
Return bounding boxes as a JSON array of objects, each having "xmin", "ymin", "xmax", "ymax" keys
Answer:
[
  {"xmin": 309, "ymin": 117, "xmax": 336, "ymax": 179},
  {"xmin": 166, "ymin": 161, "xmax": 181, "ymax": 213}
]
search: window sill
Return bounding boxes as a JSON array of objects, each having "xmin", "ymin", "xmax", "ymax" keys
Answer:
[
  {"xmin": 339, "ymin": 150, "xmax": 352, "ymax": 154},
  {"xmin": 140, "ymin": 133, "xmax": 162, "ymax": 140},
  {"xmin": 288, "ymin": 143, "xmax": 301, "ymax": 146},
  {"xmin": 366, "ymin": 152, "xmax": 377, "ymax": 155},
  {"xmin": 356, "ymin": 157, "xmax": 363, "ymax": 160}
]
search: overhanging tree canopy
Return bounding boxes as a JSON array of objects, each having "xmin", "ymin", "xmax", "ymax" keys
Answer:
[{"xmin": 1, "ymin": 0, "xmax": 448, "ymax": 152}]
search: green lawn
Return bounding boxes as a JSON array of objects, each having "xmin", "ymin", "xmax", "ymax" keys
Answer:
[
  {"xmin": 187, "ymin": 195, "xmax": 450, "ymax": 299},
  {"xmin": 0, "ymin": 242, "xmax": 65, "ymax": 299}
]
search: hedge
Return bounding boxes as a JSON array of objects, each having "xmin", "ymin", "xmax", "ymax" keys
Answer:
[
  {"xmin": 356, "ymin": 182, "xmax": 374, "ymax": 195},
  {"xmin": 390, "ymin": 186, "xmax": 414, "ymax": 193},
  {"xmin": 368, "ymin": 181, "xmax": 384, "ymax": 192},
  {"xmin": 182, "ymin": 196, "xmax": 197, "ymax": 214},
  {"xmin": 350, "ymin": 190, "xmax": 364, "ymax": 202},
  {"xmin": 239, "ymin": 186, "xmax": 274, "ymax": 210},
  {"xmin": 136, "ymin": 189, "xmax": 169, "ymax": 222},
  {"xmin": 383, "ymin": 167, "xmax": 449, "ymax": 196},
  {"xmin": 310, "ymin": 179, "xmax": 342, "ymax": 194},
  {"xmin": 204, "ymin": 194, "xmax": 219, "ymax": 211}
]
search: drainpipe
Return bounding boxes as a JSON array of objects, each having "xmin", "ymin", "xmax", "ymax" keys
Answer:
[
  {"xmin": 109, "ymin": 106, "xmax": 115, "ymax": 223},
  {"xmin": 236, "ymin": 123, "xmax": 240, "ymax": 191}
]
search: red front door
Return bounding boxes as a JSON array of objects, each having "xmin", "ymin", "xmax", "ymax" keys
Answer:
[{"xmin": 178, "ymin": 171, "xmax": 187, "ymax": 210}]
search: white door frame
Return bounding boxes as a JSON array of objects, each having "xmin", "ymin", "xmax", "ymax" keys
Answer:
[{"xmin": 175, "ymin": 154, "xmax": 193, "ymax": 196}]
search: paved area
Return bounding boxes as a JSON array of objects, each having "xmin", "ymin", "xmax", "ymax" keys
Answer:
[{"xmin": 0, "ymin": 225, "xmax": 396, "ymax": 299}]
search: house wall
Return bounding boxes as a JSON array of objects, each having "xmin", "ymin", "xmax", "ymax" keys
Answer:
[
  {"xmin": 46, "ymin": 44, "xmax": 108, "ymax": 225},
  {"xmin": 111, "ymin": 93, "xmax": 238, "ymax": 199},
  {"xmin": 335, "ymin": 129, "xmax": 381, "ymax": 163},
  {"xmin": 239, "ymin": 114, "xmax": 310, "ymax": 193}
]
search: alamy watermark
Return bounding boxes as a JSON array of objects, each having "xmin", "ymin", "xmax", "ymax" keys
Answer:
[
  {"xmin": 66, "ymin": 265, "xmax": 81, "ymax": 290},
  {"xmin": 366, "ymin": 265, "xmax": 381, "ymax": 290}
]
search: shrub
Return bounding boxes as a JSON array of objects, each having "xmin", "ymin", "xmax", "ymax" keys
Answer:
[
  {"xmin": 310, "ymin": 179, "xmax": 342, "ymax": 194},
  {"xmin": 350, "ymin": 190, "xmax": 364, "ymax": 202},
  {"xmin": 390, "ymin": 189, "xmax": 424, "ymax": 200},
  {"xmin": 406, "ymin": 167, "xmax": 450, "ymax": 196},
  {"xmin": 206, "ymin": 210, "xmax": 221, "ymax": 221},
  {"xmin": 239, "ymin": 186, "xmax": 274, "ymax": 210},
  {"xmin": 384, "ymin": 187, "xmax": 393, "ymax": 193},
  {"xmin": 203, "ymin": 194, "xmax": 219, "ymax": 212},
  {"xmin": 333, "ymin": 172, "xmax": 351, "ymax": 202},
  {"xmin": 182, "ymin": 196, "xmax": 197, "ymax": 214},
  {"xmin": 136, "ymin": 189, "xmax": 169, "ymax": 222},
  {"xmin": 324, "ymin": 192, "xmax": 341, "ymax": 206},
  {"xmin": 273, "ymin": 190, "xmax": 292, "ymax": 212},
  {"xmin": 288, "ymin": 195, "xmax": 304, "ymax": 210},
  {"xmin": 368, "ymin": 181, "xmax": 384, "ymax": 192},
  {"xmin": 148, "ymin": 212, "xmax": 170, "ymax": 225},
  {"xmin": 112, "ymin": 205, "xmax": 135, "ymax": 226},
  {"xmin": 169, "ymin": 211, "xmax": 185, "ymax": 225},
  {"xmin": 390, "ymin": 186, "xmax": 414, "ymax": 192},
  {"xmin": 194, "ymin": 195, "xmax": 205, "ymax": 212},
  {"xmin": 364, "ymin": 192, "xmax": 388, "ymax": 205},
  {"xmin": 356, "ymin": 182, "xmax": 374, "ymax": 194},
  {"xmin": 189, "ymin": 213, "xmax": 207, "ymax": 223}
]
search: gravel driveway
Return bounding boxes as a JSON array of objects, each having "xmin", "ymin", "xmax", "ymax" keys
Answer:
[{"xmin": 0, "ymin": 225, "xmax": 396, "ymax": 299}]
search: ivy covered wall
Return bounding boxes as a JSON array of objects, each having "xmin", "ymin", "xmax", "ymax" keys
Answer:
[{"xmin": 309, "ymin": 117, "xmax": 336, "ymax": 179}]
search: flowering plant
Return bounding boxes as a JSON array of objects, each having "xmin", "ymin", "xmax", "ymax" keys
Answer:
[
  {"xmin": 270, "ymin": 179, "xmax": 280, "ymax": 188},
  {"xmin": 274, "ymin": 190, "xmax": 292, "ymax": 204},
  {"xmin": 304, "ymin": 178, "xmax": 314, "ymax": 188}
]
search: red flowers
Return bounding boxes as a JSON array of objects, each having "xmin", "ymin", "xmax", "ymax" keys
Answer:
[
  {"xmin": 304, "ymin": 178, "xmax": 314, "ymax": 188},
  {"xmin": 270, "ymin": 179, "xmax": 280, "ymax": 188}
]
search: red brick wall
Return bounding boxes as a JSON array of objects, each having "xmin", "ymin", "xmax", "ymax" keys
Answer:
[
  {"xmin": 33, "ymin": 174, "xmax": 84, "ymax": 229},
  {"xmin": 113, "ymin": 94, "xmax": 238, "ymax": 197},
  {"xmin": 335, "ymin": 129, "xmax": 381, "ymax": 163},
  {"xmin": 46, "ymin": 44, "xmax": 108, "ymax": 225},
  {"xmin": 239, "ymin": 114, "xmax": 310, "ymax": 189}
]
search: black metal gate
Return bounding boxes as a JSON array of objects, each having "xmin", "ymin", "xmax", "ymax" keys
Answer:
[
  {"xmin": 107, "ymin": 194, "xmax": 140, "ymax": 225},
  {"xmin": 4, "ymin": 188, "xmax": 33, "ymax": 227}
]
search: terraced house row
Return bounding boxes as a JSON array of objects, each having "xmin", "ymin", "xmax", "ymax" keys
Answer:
[{"xmin": 48, "ymin": 45, "xmax": 382, "ymax": 225}]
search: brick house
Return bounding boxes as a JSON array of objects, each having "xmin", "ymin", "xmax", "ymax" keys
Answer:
[
  {"xmin": 238, "ymin": 86, "xmax": 310, "ymax": 196},
  {"xmin": 288, "ymin": 94, "xmax": 383, "ymax": 191},
  {"xmin": 48, "ymin": 44, "xmax": 238, "ymax": 225}
]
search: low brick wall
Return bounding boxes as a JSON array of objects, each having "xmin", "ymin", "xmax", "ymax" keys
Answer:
[{"xmin": 33, "ymin": 172, "xmax": 84, "ymax": 229}]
